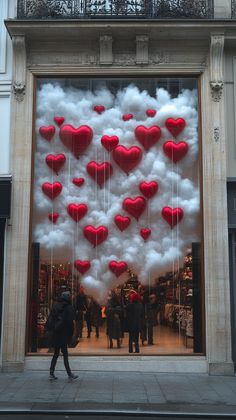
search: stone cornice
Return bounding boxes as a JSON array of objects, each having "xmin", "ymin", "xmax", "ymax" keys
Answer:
[{"xmin": 5, "ymin": 19, "xmax": 236, "ymax": 44}]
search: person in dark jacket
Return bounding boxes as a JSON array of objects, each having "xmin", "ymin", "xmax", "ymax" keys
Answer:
[
  {"xmin": 126, "ymin": 291, "xmax": 143, "ymax": 353},
  {"xmin": 49, "ymin": 291, "xmax": 78, "ymax": 380},
  {"xmin": 84, "ymin": 296, "xmax": 93, "ymax": 338},
  {"xmin": 91, "ymin": 299, "xmax": 102, "ymax": 338},
  {"xmin": 106, "ymin": 293, "xmax": 122, "ymax": 349},
  {"xmin": 146, "ymin": 294, "xmax": 158, "ymax": 345},
  {"xmin": 75, "ymin": 286, "xmax": 87, "ymax": 339}
]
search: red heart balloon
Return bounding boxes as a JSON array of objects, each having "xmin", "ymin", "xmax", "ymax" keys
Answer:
[
  {"xmin": 139, "ymin": 181, "xmax": 158, "ymax": 199},
  {"xmin": 67, "ymin": 203, "xmax": 88, "ymax": 223},
  {"xmin": 165, "ymin": 118, "xmax": 186, "ymax": 138},
  {"xmin": 54, "ymin": 117, "xmax": 65, "ymax": 126},
  {"xmin": 87, "ymin": 161, "xmax": 113, "ymax": 188},
  {"xmin": 83, "ymin": 225, "xmax": 108, "ymax": 247},
  {"xmin": 163, "ymin": 141, "xmax": 189, "ymax": 163},
  {"xmin": 72, "ymin": 177, "xmax": 85, "ymax": 187},
  {"xmin": 39, "ymin": 126, "xmax": 55, "ymax": 141},
  {"xmin": 146, "ymin": 109, "xmax": 156, "ymax": 117},
  {"xmin": 74, "ymin": 260, "xmax": 91, "ymax": 275},
  {"xmin": 122, "ymin": 114, "xmax": 133, "ymax": 121},
  {"xmin": 109, "ymin": 261, "xmax": 128, "ymax": 277},
  {"xmin": 112, "ymin": 145, "xmax": 142, "ymax": 175},
  {"xmin": 42, "ymin": 182, "xmax": 62, "ymax": 200},
  {"xmin": 48, "ymin": 212, "xmax": 59, "ymax": 224},
  {"xmin": 135, "ymin": 125, "xmax": 161, "ymax": 151},
  {"xmin": 140, "ymin": 228, "xmax": 151, "ymax": 240},
  {"xmin": 123, "ymin": 196, "xmax": 146, "ymax": 221},
  {"xmin": 60, "ymin": 124, "xmax": 93, "ymax": 159},
  {"xmin": 94, "ymin": 105, "xmax": 105, "ymax": 114},
  {"xmin": 162, "ymin": 207, "xmax": 184, "ymax": 229},
  {"xmin": 101, "ymin": 135, "xmax": 119, "ymax": 152},
  {"xmin": 114, "ymin": 215, "xmax": 131, "ymax": 232},
  {"xmin": 45, "ymin": 153, "xmax": 66, "ymax": 175}
]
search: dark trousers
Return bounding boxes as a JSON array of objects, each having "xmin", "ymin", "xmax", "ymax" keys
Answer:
[
  {"xmin": 50, "ymin": 344, "xmax": 71, "ymax": 375},
  {"xmin": 140, "ymin": 325, "xmax": 147, "ymax": 343},
  {"xmin": 85, "ymin": 318, "xmax": 92, "ymax": 337},
  {"xmin": 129, "ymin": 330, "xmax": 140, "ymax": 353},
  {"xmin": 147, "ymin": 325, "xmax": 153, "ymax": 344}
]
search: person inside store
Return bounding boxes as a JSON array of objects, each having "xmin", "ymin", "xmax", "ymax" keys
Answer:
[
  {"xmin": 125, "ymin": 291, "xmax": 143, "ymax": 353},
  {"xmin": 75, "ymin": 285, "xmax": 87, "ymax": 339},
  {"xmin": 47, "ymin": 290, "xmax": 78, "ymax": 381},
  {"xmin": 91, "ymin": 298, "xmax": 102, "ymax": 338},
  {"xmin": 145, "ymin": 293, "xmax": 158, "ymax": 345},
  {"xmin": 105, "ymin": 291, "xmax": 123, "ymax": 349},
  {"xmin": 84, "ymin": 295, "xmax": 93, "ymax": 338},
  {"xmin": 138, "ymin": 285, "xmax": 149, "ymax": 345}
]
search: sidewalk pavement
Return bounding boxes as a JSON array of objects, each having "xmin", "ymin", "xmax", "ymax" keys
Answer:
[{"xmin": 0, "ymin": 370, "xmax": 236, "ymax": 417}]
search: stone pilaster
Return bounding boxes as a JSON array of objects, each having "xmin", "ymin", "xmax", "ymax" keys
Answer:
[
  {"xmin": 136, "ymin": 35, "xmax": 149, "ymax": 65},
  {"xmin": 100, "ymin": 35, "xmax": 113, "ymax": 65},
  {"xmin": 201, "ymin": 34, "xmax": 234, "ymax": 375},
  {"xmin": 2, "ymin": 35, "xmax": 33, "ymax": 371}
]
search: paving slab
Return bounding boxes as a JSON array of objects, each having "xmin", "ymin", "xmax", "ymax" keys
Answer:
[{"xmin": 0, "ymin": 371, "xmax": 235, "ymax": 416}]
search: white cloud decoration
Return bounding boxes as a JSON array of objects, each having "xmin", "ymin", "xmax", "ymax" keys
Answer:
[{"xmin": 33, "ymin": 83, "xmax": 200, "ymax": 302}]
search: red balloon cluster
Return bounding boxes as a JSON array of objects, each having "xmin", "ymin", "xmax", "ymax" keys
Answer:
[
  {"xmin": 39, "ymin": 126, "xmax": 55, "ymax": 141},
  {"xmin": 112, "ymin": 145, "xmax": 142, "ymax": 175},
  {"xmin": 46, "ymin": 153, "xmax": 66, "ymax": 175},
  {"xmin": 39, "ymin": 111, "xmax": 188, "ymax": 277},
  {"xmin": 109, "ymin": 261, "xmax": 128, "ymax": 277},
  {"xmin": 83, "ymin": 225, "xmax": 108, "ymax": 247},
  {"xmin": 87, "ymin": 161, "xmax": 113, "ymax": 188},
  {"xmin": 42, "ymin": 182, "xmax": 62, "ymax": 200},
  {"xmin": 67, "ymin": 203, "xmax": 88, "ymax": 223},
  {"xmin": 60, "ymin": 124, "xmax": 93, "ymax": 159},
  {"xmin": 135, "ymin": 125, "xmax": 161, "ymax": 151},
  {"xmin": 74, "ymin": 260, "xmax": 91, "ymax": 274}
]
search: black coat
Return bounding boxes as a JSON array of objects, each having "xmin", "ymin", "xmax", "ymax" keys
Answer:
[
  {"xmin": 51, "ymin": 297, "xmax": 75, "ymax": 347},
  {"xmin": 126, "ymin": 301, "xmax": 143, "ymax": 332},
  {"xmin": 106, "ymin": 299, "xmax": 122, "ymax": 339},
  {"xmin": 145, "ymin": 302, "xmax": 158, "ymax": 327}
]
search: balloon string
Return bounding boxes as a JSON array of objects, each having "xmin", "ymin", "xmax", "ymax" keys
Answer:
[
  {"xmin": 176, "ymin": 161, "xmax": 181, "ymax": 342},
  {"xmin": 171, "ymin": 141, "xmax": 174, "ymax": 288},
  {"xmin": 50, "ymin": 141, "xmax": 54, "ymax": 306},
  {"xmin": 96, "ymin": 136, "xmax": 98, "ymax": 283},
  {"xmin": 104, "ymin": 147, "xmax": 106, "ymax": 214}
]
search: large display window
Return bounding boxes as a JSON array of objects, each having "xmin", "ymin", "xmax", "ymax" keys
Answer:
[{"xmin": 28, "ymin": 77, "xmax": 204, "ymax": 355}]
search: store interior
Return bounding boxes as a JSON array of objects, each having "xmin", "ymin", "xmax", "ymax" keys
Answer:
[{"xmin": 29, "ymin": 246, "xmax": 204, "ymax": 355}]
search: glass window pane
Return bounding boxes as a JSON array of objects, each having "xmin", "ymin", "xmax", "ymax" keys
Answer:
[{"xmin": 28, "ymin": 77, "xmax": 203, "ymax": 355}]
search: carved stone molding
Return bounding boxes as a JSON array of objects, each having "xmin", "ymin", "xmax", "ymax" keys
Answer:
[
  {"xmin": 210, "ymin": 81, "xmax": 224, "ymax": 102},
  {"xmin": 149, "ymin": 52, "xmax": 169, "ymax": 65},
  {"xmin": 136, "ymin": 35, "xmax": 149, "ymax": 65},
  {"xmin": 113, "ymin": 53, "xmax": 136, "ymax": 66},
  {"xmin": 213, "ymin": 126, "xmax": 220, "ymax": 142},
  {"xmin": 13, "ymin": 82, "xmax": 26, "ymax": 102},
  {"xmin": 100, "ymin": 35, "xmax": 113, "ymax": 65},
  {"xmin": 210, "ymin": 35, "xmax": 224, "ymax": 102},
  {"xmin": 12, "ymin": 35, "xmax": 26, "ymax": 102}
]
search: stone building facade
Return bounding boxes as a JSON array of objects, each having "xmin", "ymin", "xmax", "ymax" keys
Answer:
[{"xmin": 1, "ymin": 0, "xmax": 236, "ymax": 375}]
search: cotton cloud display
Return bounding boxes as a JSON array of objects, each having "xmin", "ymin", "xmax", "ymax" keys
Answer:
[{"xmin": 33, "ymin": 83, "xmax": 200, "ymax": 302}]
